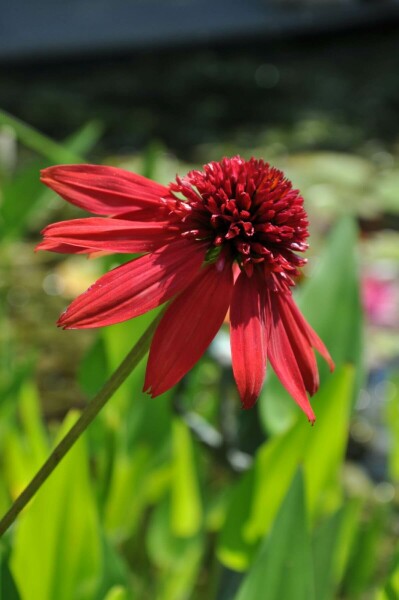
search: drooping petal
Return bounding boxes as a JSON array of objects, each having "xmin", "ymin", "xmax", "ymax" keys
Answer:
[
  {"xmin": 41, "ymin": 165, "xmax": 171, "ymax": 216},
  {"xmin": 272, "ymin": 293, "xmax": 319, "ymax": 395},
  {"xmin": 230, "ymin": 269, "xmax": 268, "ymax": 409},
  {"xmin": 37, "ymin": 217, "xmax": 180, "ymax": 254},
  {"xmin": 267, "ymin": 291, "xmax": 316, "ymax": 423},
  {"xmin": 144, "ymin": 256, "xmax": 234, "ymax": 397},
  {"xmin": 285, "ymin": 295, "xmax": 335, "ymax": 371},
  {"xmin": 58, "ymin": 238, "xmax": 207, "ymax": 329}
]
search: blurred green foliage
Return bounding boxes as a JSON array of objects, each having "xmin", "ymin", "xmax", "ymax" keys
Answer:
[{"xmin": 0, "ymin": 113, "xmax": 399, "ymax": 600}]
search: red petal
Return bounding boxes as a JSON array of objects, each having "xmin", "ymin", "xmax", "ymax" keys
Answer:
[
  {"xmin": 35, "ymin": 241, "xmax": 90, "ymax": 254},
  {"xmin": 58, "ymin": 238, "xmax": 207, "ymax": 329},
  {"xmin": 273, "ymin": 293, "xmax": 319, "ymax": 395},
  {"xmin": 230, "ymin": 270, "xmax": 268, "ymax": 409},
  {"xmin": 41, "ymin": 165, "xmax": 171, "ymax": 216},
  {"xmin": 287, "ymin": 296, "xmax": 335, "ymax": 372},
  {"xmin": 268, "ymin": 291, "xmax": 316, "ymax": 423},
  {"xmin": 38, "ymin": 217, "xmax": 179, "ymax": 254},
  {"xmin": 144, "ymin": 256, "xmax": 234, "ymax": 396}
]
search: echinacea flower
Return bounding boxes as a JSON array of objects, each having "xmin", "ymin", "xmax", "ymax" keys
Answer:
[{"xmin": 38, "ymin": 156, "xmax": 334, "ymax": 422}]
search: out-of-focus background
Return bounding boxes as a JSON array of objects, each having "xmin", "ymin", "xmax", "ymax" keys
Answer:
[{"xmin": 1, "ymin": 2, "xmax": 399, "ymax": 599}]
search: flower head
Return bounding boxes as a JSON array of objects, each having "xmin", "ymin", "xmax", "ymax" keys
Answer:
[{"xmin": 38, "ymin": 156, "xmax": 334, "ymax": 422}]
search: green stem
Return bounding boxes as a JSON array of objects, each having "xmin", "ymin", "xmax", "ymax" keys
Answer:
[{"xmin": 0, "ymin": 315, "xmax": 161, "ymax": 537}]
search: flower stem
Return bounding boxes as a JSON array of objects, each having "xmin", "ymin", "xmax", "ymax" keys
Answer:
[{"xmin": 0, "ymin": 314, "xmax": 161, "ymax": 537}]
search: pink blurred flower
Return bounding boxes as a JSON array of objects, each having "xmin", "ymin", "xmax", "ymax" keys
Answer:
[{"xmin": 363, "ymin": 273, "xmax": 398, "ymax": 327}]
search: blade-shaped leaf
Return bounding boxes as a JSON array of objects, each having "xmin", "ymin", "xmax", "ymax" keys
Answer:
[
  {"xmin": 235, "ymin": 469, "xmax": 315, "ymax": 600},
  {"xmin": 0, "ymin": 110, "xmax": 83, "ymax": 163},
  {"xmin": 312, "ymin": 509, "xmax": 344, "ymax": 600},
  {"xmin": 0, "ymin": 549, "xmax": 21, "ymax": 600},
  {"xmin": 147, "ymin": 495, "xmax": 203, "ymax": 600},
  {"xmin": 218, "ymin": 367, "xmax": 353, "ymax": 570},
  {"xmin": 171, "ymin": 418, "xmax": 202, "ymax": 538},
  {"xmin": 10, "ymin": 412, "xmax": 102, "ymax": 600}
]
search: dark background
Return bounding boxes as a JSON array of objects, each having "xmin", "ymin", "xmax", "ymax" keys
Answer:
[{"xmin": 1, "ymin": 1, "xmax": 399, "ymax": 158}]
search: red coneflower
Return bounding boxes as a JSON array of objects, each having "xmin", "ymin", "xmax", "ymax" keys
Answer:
[{"xmin": 38, "ymin": 156, "xmax": 334, "ymax": 422}]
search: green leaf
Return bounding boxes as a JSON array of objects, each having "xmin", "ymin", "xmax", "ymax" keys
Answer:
[
  {"xmin": 312, "ymin": 509, "xmax": 344, "ymax": 600},
  {"xmin": 0, "ymin": 120, "xmax": 103, "ymax": 239},
  {"xmin": 260, "ymin": 217, "xmax": 362, "ymax": 434},
  {"xmin": 103, "ymin": 587, "xmax": 129, "ymax": 600},
  {"xmin": 87, "ymin": 310, "xmax": 173, "ymax": 536},
  {"xmin": 2, "ymin": 388, "xmax": 51, "ymax": 499},
  {"xmin": 95, "ymin": 535, "xmax": 131, "ymax": 600},
  {"xmin": 376, "ymin": 586, "xmax": 399, "ymax": 600},
  {"xmin": 18, "ymin": 382, "xmax": 48, "ymax": 465},
  {"xmin": 384, "ymin": 371, "xmax": 399, "ymax": 481},
  {"xmin": 1, "ymin": 382, "xmax": 48, "ymax": 499},
  {"xmin": 147, "ymin": 496, "xmax": 203, "ymax": 600},
  {"xmin": 332, "ymin": 497, "xmax": 363, "ymax": 584},
  {"xmin": 0, "ymin": 548, "xmax": 21, "ymax": 600},
  {"xmin": 100, "ymin": 309, "xmax": 160, "ymax": 414},
  {"xmin": 343, "ymin": 505, "xmax": 387, "ymax": 598},
  {"xmin": 217, "ymin": 469, "xmax": 257, "ymax": 572},
  {"xmin": 235, "ymin": 469, "xmax": 315, "ymax": 600},
  {"xmin": 0, "ymin": 110, "xmax": 83, "ymax": 163},
  {"xmin": 218, "ymin": 367, "xmax": 354, "ymax": 570},
  {"xmin": 0, "ymin": 163, "xmax": 45, "ymax": 238},
  {"xmin": 104, "ymin": 446, "xmax": 152, "ymax": 540},
  {"xmin": 141, "ymin": 140, "xmax": 164, "ymax": 180},
  {"xmin": 79, "ymin": 336, "xmax": 109, "ymax": 397},
  {"xmin": 10, "ymin": 412, "xmax": 102, "ymax": 600},
  {"xmin": 298, "ymin": 219, "xmax": 362, "ymax": 379},
  {"xmin": 171, "ymin": 418, "xmax": 202, "ymax": 538},
  {"xmin": 65, "ymin": 121, "xmax": 104, "ymax": 157},
  {"xmin": 376, "ymin": 555, "xmax": 399, "ymax": 600}
]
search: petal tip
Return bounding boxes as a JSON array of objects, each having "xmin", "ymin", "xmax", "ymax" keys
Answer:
[
  {"xmin": 240, "ymin": 393, "xmax": 259, "ymax": 410},
  {"xmin": 142, "ymin": 382, "xmax": 159, "ymax": 399},
  {"xmin": 306, "ymin": 404, "xmax": 316, "ymax": 425},
  {"xmin": 40, "ymin": 166, "xmax": 57, "ymax": 184},
  {"xmin": 57, "ymin": 311, "xmax": 73, "ymax": 329}
]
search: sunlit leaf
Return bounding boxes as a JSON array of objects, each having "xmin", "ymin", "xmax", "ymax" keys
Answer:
[
  {"xmin": 235, "ymin": 469, "xmax": 314, "ymax": 600},
  {"xmin": 10, "ymin": 412, "xmax": 102, "ymax": 600},
  {"xmin": 103, "ymin": 586, "xmax": 129, "ymax": 600},
  {"xmin": 217, "ymin": 468, "xmax": 257, "ymax": 572},
  {"xmin": 333, "ymin": 497, "xmax": 363, "ymax": 584},
  {"xmin": 147, "ymin": 496, "xmax": 203, "ymax": 600},
  {"xmin": 312, "ymin": 509, "xmax": 344, "ymax": 600},
  {"xmin": 2, "ymin": 382, "xmax": 48, "ymax": 497},
  {"xmin": 18, "ymin": 382, "xmax": 48, "ymax": 465},
  {"xmin": 376, "ymin": 549, "xmax": 399, "ymax": 600},
  {"xmin": 218, "ymin": 367, "xmax": 353, "ymax": 570},
  {"xmin": 171, "ymin": 418, "xmax": 202, "ymax": 538},
  {"xmin": 384, "ymin": 371, "xmax": 399, "ymax": 482},
  {"xmin": 104, "ymin": 446, "xmax": 152, "ymax": 541}
]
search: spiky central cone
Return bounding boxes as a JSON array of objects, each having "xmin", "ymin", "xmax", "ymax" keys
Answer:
[{"xmin": 170, "ymin": 156, "xmax": 309, "ymax": 287}]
